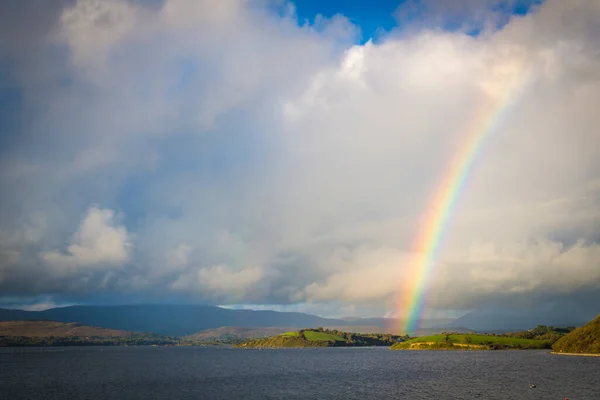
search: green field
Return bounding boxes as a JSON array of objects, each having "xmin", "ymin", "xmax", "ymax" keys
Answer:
[
  {"xmin": 391, "ymin": 334, "xmax": 550, "ymax": 350},
  {"xmin": 281, "ymin": 331, "xmax": 345, "ymax": 342},
  {"xmin": 235, "ymin": 328, "xmax": 407, "ymax": 348},
  {"xmin": 408, "ymin": 334, "xmax": 547, "ymax": 346}
]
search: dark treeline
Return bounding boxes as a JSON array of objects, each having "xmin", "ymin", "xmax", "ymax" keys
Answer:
[
  {"xmin": 499, "ymin": 325, "xmax": 574, "ymax": 344},
  {"xmin": 0, "ymin": 334, "xmax": 179, "ymax": 347}
]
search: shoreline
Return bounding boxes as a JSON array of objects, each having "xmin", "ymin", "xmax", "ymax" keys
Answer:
[
  {"xmin": 391, "ymin": 348, "xmax": 543, "ymax": 351},
  {"xmin": 551, "ymin": 352, "xmax": 600, "ymax": 357}
]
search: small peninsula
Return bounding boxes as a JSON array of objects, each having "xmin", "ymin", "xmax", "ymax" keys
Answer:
[
  {"xmin": 552, "ymin": 314, "xmax": 600, "ymax": 355},
  {"xmin": 235, "ymin": 328, "xmax": 408, "ymax": 348}
]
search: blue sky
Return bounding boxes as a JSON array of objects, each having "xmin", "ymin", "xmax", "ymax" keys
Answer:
[
  {"xmin": 294, "ymin": 0, "xmax": 403, "ymax": 42},
  {"xmin": 291, "ymin": 0, "xmax": 544, "ymax": 43}
]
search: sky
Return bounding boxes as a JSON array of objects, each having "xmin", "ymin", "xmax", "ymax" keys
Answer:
[{"xmin": 0, "ymin": 0, "xmax": 599, "ymax": 319}]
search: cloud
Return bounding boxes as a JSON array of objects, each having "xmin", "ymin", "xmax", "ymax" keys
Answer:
[
  {"xmin": 4, "ymin": 300, "xmax": 72, "ymax": 312},
  {"xmin": 430, "ymin": 239, "xmax": 600, "ymax": 309},
  {"xmin": 0, "ymin": 0, "xmax": 599, "ymax": 317},
  {"xmin": 166, "ymin": 244, "xmax": 192, "ymax": 270},
  {"xmin": 394, "ymin": 0, "xmax": 543, "ymax": 34},
  {"xmin": 42, "ymin": 207, "xmax": 131, "ymax": 270},
  {"xmin": 171, "ymin": 264, "xmax": 265, "ymax": 303},
  {"xmin": 303, "ymin": 247, "xmax": 411, "ymax": 303}
]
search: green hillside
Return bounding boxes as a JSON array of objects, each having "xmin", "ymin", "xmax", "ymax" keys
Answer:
[
  {"xmin": 281, "ymin": 330, "xmax": 345, "ymax": 342},
  {"xmin": 552, "ymin": 315, "xmax": 600, "ymax": 355},
  {"xmin": 236, "ymin": 328, "xmax": 407, "ymax": 348},
  {"xmin": 391, "ymin": 333, "xmax": 550, "ymax": 350},
  {"xmin": 236, "ymin": 335, "xmax": 332, "ymax": 348}
]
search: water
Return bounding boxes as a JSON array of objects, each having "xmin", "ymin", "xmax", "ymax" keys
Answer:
[{"xmin": 1, "ymin": 347, "xmax": 599, "ymax": 399}]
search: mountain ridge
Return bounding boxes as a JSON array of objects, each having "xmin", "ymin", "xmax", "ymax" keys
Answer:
[
  {"xmin": 0, "ymin": 321, "xmax": 136, "ymax": 337},
  {"xmin": 0, "ymin": 304, "xmax": 458, "ymax": 336},
  {"xmin": 5, "ymin": 304, "xmax": 593, "ymax": 336},
  {"xmin": 0, "ymin": 305, "xmax": 345, "ymax": 336},
  {"xmin": 448, "ymin": 306, "xmax": 598, "ymax": 332}
]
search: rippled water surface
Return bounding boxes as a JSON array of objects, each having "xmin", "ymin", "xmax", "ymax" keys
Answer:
[{"xmin": 1, "ymin": 347, "xmax": 599, "ymax": 399}]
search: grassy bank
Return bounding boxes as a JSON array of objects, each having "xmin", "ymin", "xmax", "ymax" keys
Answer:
[
  {"xmin": 551, "ymin": 352, "xmax": 600, "ymax": 357},
  {"xmin": 551, "ymin": 315, "xmax": 600, "ymax": 355},
  {"xmin": 391, "ymin": 334, "xmax": 550, "ymax": 350}
]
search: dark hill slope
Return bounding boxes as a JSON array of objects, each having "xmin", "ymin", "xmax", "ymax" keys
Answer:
[
  {"xmin": 0, "ymin": 321, "xmax": 135, "ymax": 337},
  {"xmin": 449, "ymin": 304, "xmax": 598, "ymax": 332},
  {"xmin": 184, "ymin": 326, "xmax": 295, "ymax": 342},
  {"xmin": 552, "ymin": 314, "xmax": 600, "ymax": 354},
  {"xmin": 0, "ymin": 305, "xmax": 426, "ymax": 336},
  {"xmin": 0, "ymin": 305, "xmax": 349, "ymax": 336},
  {"xmin": 0, "ymin": 305, "xmax": 455, "ymax": 336}
]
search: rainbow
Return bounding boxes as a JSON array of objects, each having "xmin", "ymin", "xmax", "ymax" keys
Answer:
[{"xmin": 397, "ymin": 65, "xmax": 533, "ymax": 334}]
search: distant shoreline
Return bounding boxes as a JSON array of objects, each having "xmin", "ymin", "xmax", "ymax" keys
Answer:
[{"xmin": 551, "ymin": 352, "xmax": 600, "ymax": 357}]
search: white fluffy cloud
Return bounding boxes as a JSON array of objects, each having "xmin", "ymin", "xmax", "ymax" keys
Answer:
[
  {"xmin": 0, "ymin": 0, "xmax": 599, "ymax": 316},
  {"xmin": 42, "ymin": 207, "xmax": 131, "ymax": 270},
  {"xmin": 303, "ymin": 248, "xmax": 413, "ymax": 303}
]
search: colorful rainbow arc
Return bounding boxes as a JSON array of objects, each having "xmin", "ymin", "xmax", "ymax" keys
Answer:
[{"xmin": 397, "ymin": 66, "xmax": 533, "ymax": 334}]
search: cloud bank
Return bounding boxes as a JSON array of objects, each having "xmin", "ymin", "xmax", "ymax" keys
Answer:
[{"xmin": 0, "ymin": 0, "xmax": 599, "ymax": 317}]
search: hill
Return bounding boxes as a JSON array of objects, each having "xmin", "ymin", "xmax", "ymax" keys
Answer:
[
  {"xmin": 0, "ymin": 305, "xmax": 353, "ymax": 336},
  {"xmin": 0, "ymin": 305, "xmax": 451, "ymax": 336},
  {"xmin": 390, "ymin": 333, "xmax": 550, "ymax": 350},
  {"xmin": 236, "ymin": 328, "xmax": 408, "ymax": 348},
  {"xmin": 184, "ymin": 326, "xmax": 296, "ymax": 343},
  {"xmin": 449, "ymin": 305, "xmax": 598, "ymax": 332},
  {"xmin": 322, "ymin": 325, "xmax": 385, "ymax": 334},
  {"xmin": 412, "ymin": 326, "xmax": 473, "ymax": 336},
  {"xmin": 552, "ymin": 314, "xmax": 600, "ymax": 355},
  {"xmin": 0, "ymin": 321, "xmax": 178, "ymax": 347},
  {"xmin": 501, "ymin": 325, "xmax": 573, "ymax": 344},
  {"xmin": 280, "ymin": 330, "xmax": 346, "ymax": 341},
  {"xmin": 0, "ymin": 321, "xmax": 134, "ymax": 337}
]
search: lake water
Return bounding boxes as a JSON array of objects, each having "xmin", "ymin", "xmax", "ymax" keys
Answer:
[{"xmin": 1, "ymin": 347, "xmax": 599, "ymax": 399}]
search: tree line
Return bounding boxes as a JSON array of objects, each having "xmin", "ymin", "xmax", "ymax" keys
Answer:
[
  {"xmin": 0, "ymin": 334, "xmax": 179, "ymax": 347},
  {"xmin": 309, "ymin": 327, "xmax": 409, "ymax": 346}
]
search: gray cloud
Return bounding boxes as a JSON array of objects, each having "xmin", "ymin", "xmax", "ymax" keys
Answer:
[{"xmin": 0, "ymin": 0, "xmax": 599, "ymax": 317}]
